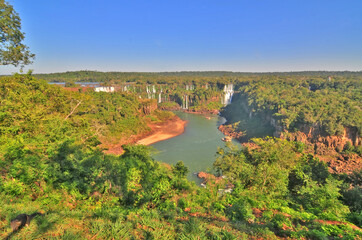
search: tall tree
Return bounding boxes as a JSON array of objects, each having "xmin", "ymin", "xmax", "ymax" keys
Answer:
[{"xmin": 0, "ymin": 0, "xmax": 34, "ymax": 67}]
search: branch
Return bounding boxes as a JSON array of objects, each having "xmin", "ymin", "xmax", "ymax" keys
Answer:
[{"xmin": 65, "ymin": 100, "xmax": 82, "ymax": 120}]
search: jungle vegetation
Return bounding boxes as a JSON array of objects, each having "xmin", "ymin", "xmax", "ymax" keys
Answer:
[
  {"xmin": 31, "ymin": 70, "xmax": 362, "ymax": 140},
  {"xmin": 221, "ymin": 75, "xmax": 362, "ymax": 154},
  {"xmin": 1, "ymin": 1, "xmax": 360, "ymax": 238},
  {"xmin": 0, "ymin": 73, "xmax": 361, "ymax": 239}
]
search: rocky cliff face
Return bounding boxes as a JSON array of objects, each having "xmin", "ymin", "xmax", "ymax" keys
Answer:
[
  {"xmin": 220, "ymin": 93, "xmax": 361, "ymax": 174},
  {"xmin": 140, "ymin": 99, "xmax": 158, "ymax": 115},
  {"xmin": 280, "ymin": 125, "xmax": 360, "ymax": 150}
]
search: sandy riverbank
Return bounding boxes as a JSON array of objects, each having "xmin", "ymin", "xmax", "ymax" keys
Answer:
[
  {"xmin": 137, "ymin": 116, "xmax": 187, "ymax": 145},
  {"xmin": 103, "ymin": 115, "xmax": 187, "ymax": 155}
]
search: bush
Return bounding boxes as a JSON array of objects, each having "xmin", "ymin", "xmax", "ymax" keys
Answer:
[
  {"xmin": 305, "ymin": 229, "xmax": 328, "ymax": 240},
  {"xmin": 172, "ymin": 161, "xmax": 189, "ymax": 178},
  {"xmin": 342, "ymin": 187, "xmax": 362, "ymax": 213},
  {"xmin": 178, "ymin": 198, "xmax": 189, "ymax": 210},
  {"xmin": 1, "ymin": 178, "xmax": 26, "ymax": 196},
  {"xmin": 271, "ymin": 214, "xmax": 293, "ymax": 235},
  {"xmin": 347, "ymin": 211, "xmax": 362, "ymax": 228},
  {"xmin": 226, "ymin": 199, "xmax": 255, "ymax": 222}
]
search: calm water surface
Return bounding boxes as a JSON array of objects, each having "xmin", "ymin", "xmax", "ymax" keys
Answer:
[{"xmin": 151, "ymin": 112, "xmax": 238, "ymax": 182}]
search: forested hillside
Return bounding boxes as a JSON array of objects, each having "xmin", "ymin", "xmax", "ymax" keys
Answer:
[
  {"xmin": 220, "ymin": 76, "xmax": 362, "ymax": 174},
  {"xmin": 0, "ymin": 74, "xmax": 361, "ymax": 239}
]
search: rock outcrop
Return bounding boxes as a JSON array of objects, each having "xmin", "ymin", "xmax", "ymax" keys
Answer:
[
  {"xmin": 220, "ymin": 93, "xmax": 361, "ymax": 174},
  {"xmin": 280, "ymin": 125, "xmax": 360, "ymax": 150},
  {"xmin": 140, "ymin": 99, "xmax": 158, "ymax": 115}
]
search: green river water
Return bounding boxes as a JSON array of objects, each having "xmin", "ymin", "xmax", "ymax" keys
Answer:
[{"xmin": 151, "ymin": 112, "xmax": 238, "ymax": 183}]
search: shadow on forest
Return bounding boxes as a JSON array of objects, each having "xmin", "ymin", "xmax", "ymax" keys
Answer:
[{"xmin": 2, "ymin": 210, "xmax": 89, "ymax": 239}]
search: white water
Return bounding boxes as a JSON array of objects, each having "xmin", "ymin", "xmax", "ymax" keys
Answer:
[
  {"xmin": 222, "ymin": 84, "xmax": 234, "ymax": 105},
  {"xmin": 182, "ymin": 95, "xmax": 189, "ymax": 109}
]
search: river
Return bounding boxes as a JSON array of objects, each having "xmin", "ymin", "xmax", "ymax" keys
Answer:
[{"xmin": 151, "ymin": 111, "xmax": 238, "ymax": 182}]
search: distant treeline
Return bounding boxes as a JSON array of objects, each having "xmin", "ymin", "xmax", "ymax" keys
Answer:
[{"xmin": 27, "ymin": 70, "xmax": 362, "ymax": 83}]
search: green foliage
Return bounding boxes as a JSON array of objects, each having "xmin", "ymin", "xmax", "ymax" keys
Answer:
[
  {"xmin": 0, "ymin": 0, "xmax": 35, "ymax": 66},
  {"xmin": 215, "ymin": 138, "xmax": 298, "ymax": 198},
  {"xmin": 347, "ymin": 211, "xmax": 362, "ymax": 228},
  {"xmin": 288, "ymin": 154, "xmax": 330, "ymax": 195},
  {"xmin": 1, "ymin": 177, "xmax": 26, "ymax": 196},
  {"xmin": 158, "ymin": 101, "xmax": 180, "ymax": 109},
  {"xmin": 226, "ymin": 198, "xmax": 255, "ymax": 222},
  {"xmin": 270, "ymin": 213, "xmax": 293, "ymax": 235},
  {"xmin": 214, "ymin": 138, "xmax": 355, "ymax": 238},
  {"xmin": 0, "ymin": 73, "xmax": 361, "ymax": 239},
  {"xmin": 153, "ymin": 109, "xmax": 175, "ymax": 121},
  {"xmin": 288, "ymin": 155, "xmax": 350, "ymax": 219},
  {"xmin": 177, "ymin": 198, "xmax": 189, "ymax": 210},
  {"xmin": 297, "ymin": 177, "xmax": 349, "ymax": 219},
  {"xmin": 172, "ymin": 161, "xmax": 189, "ymax": 178},
  {"xmin": 221, "ymin": 76, "xmax": 362, "ymax": 139},
  {"xmin": 341, "ymin": 187, "xmax": 362, "ymax": 213}
]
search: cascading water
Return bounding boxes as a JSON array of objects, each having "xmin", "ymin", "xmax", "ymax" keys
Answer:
[
  {"xmin": 158, "ymin": 87, "xmax": 162, "ymax": 103},
  {"xmin": 182, "ymin": 95, "xmax": 189, "ymax": 109},
  {"xmin": 146, "ymin": 85, "xmax": 151, "ymax": 99},
  {"xmin": 222, "ymin": 84, "xmax": 234, "ymax": 105},
  {"xmin": 152, "ymin": 85, "xmax": 156, "ymax": 99}
]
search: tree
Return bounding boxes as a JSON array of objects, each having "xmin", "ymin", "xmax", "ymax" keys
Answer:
[
  {"xmin": 0, "ymin": 0, "xmax": 35, "ymax": 67},
  {"xmin": 172, "ymin": 161, "xmax": 189, "ymax": 178}
]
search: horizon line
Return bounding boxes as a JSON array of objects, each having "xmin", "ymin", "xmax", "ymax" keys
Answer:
[{"xmin": 32, "ymin": 69, "xmax": 362, "ymax": 75}]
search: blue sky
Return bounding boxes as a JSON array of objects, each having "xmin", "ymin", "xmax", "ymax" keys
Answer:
[{"xmin": 2, "ymin": 0, "xmax": 362, "ymax": 74}]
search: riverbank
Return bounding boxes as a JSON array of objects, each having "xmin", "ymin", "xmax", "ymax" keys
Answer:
[
  {"xmin": 136, "ymin": 116, "xmax": 187, "ymax": 145},
  {"xmin": 103, "ymin": 115, "xmax": 186, "ymax": 155}
]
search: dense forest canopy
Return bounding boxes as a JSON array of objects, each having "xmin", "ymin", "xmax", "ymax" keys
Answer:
[
  {"xmin": 238, "ymin": 77, "xmax": 362, "ymax": 137},
  {"xmin": 25, "ymin": 70, "xmax": 362, "ymax": 139},
  {"xmin": 2, "ymin": 70, "xmax": 360, "ymax": 83},
  {"xmin": 0, "ymin": 73, "xmax": 361, "ymax": 239}
]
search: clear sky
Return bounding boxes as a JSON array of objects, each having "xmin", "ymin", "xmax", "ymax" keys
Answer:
[{"xmin": 2, "ymin": 0, "xmax": 362, "ymax": 74}]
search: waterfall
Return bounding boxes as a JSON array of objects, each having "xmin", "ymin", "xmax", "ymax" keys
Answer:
[
  {"xmin": 158, "ymin": 87, "xmax": 163, "ymax": 103},
  {"xmin": 152, "ymin": 85, "xmax": 156, "ymax": 99},
  {"xmin": 222, "ymin": 84, "xmax": 234, "ymax": 105},
  {"xmin": 186, "ymin": 95, "xmax": 188, "ymax": 109},
  {"xmin": 146, "ymin": 85, "xmax": 151, "ymax": 99},
  {"xmin": 182, "ymin": 95, "xmax": 189, "ymax": 109}
]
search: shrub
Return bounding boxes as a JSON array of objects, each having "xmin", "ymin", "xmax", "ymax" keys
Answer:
[
  {"xmin": 271, "ymin": 214, "xmax": 293, "ymax": 236},
  {"xmin": 347, "ymin": 211, "xmax": 362, "ymax": 228},
  {"xmin": 1, "ymin": 178, "xmax": 26, "ymax": 196},
  {"xmin": 226, "ymin": 199, "xmax": 255, "ymax": 222},
  {"xmin": 178, "ymin": 198, "xmax": 189, "ymax": 210}
]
